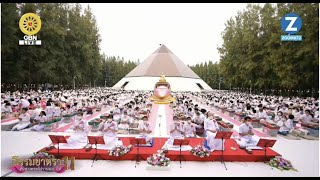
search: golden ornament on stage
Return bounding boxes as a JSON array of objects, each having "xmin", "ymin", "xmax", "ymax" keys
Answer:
[{"xmin": 149, "ymin": 74, "xmax": 176, "ymax": 104}]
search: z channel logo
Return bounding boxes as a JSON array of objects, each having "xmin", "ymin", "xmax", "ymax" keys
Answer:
[{"xmin": 280, "ymin": 13, "xmax": 302, "ymax": 42}]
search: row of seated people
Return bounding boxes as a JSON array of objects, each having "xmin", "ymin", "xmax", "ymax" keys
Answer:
[
  {"xmin": 171, "ymin": 97, "xmax": 262, "ymax": 151},
  {"xmin": 15, "ymin": 97, "xmax": 150, "ymax": 132},
  {"xmin": 11, "ymin": 107, "xmax": 81, "ymax": 131},
  {"xmin": 186, "ymin": 93, "xmax": 318, "ymax": 137},
  {"xmin": 47, "ymin": 114, "xmax": 153, "ymax": 149},
  {"xmin": 167, "ymin": 112, "xmax": 255, "ymax": 151},
  {"xmin": 45, "ymin": 111, "xmax": 257, "ymax": 152}
]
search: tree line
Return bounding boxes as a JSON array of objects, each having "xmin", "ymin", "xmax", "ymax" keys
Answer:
[
  {"xmin": 190, "ymin": 3, "xmax": 319, "ymax": 97},
  {"xmin": 1, "ymin": 3, "xmax": 138, "ymax": 92},
  {"xmin": 2, "ymin": 3, "xmax": 319, "ymax": 97}
]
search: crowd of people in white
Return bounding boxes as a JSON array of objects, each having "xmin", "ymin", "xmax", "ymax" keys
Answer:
[{"xmin": 1, "ymin": 88, "xmax": 319, "ymax": 150}]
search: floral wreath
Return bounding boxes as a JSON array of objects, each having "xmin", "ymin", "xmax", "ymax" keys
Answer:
[
  {"xmin": 147, "ymin": 148, "xmax": 170, "ymax": 167},
  {"xmin": 190, "ymin": 145, "xmax": 211, "ymax": 158},
  {"xmin": 268, "ymin": 156, "xmax": 297, "ymax": 171},
  {"xmin": 108, "ymin": 145, "xmax": 133, "ymax": 157}
]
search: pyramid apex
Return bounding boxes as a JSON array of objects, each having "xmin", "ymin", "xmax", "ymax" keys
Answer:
[
  {"xmin": 125, "ymin": 44, "xmax": 200, "ymax": 79},
  {"xmin": 153, "ymin": 44, "xmax": 172, "ymax": 54}
]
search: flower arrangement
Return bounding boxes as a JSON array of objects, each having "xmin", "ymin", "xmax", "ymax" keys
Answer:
[
  {"xmin": 268, "ymin": 156, "xmax": 297, "ymax": 171},
  {"xmin": 190, "ymin": 145, "xmax": 211, "ymax": 158},
  {"xmin": 31, "ymin": 151, "xmax": 56, "ymax": 159},
  {"xmin": 108, "ymin": 145, "xmax": 132, "ymax": 157},
  {"xmin": 147, "ymin": 148, "xmax": 170, "ymax": 167}
]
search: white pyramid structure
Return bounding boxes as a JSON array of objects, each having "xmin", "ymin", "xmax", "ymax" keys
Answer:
[{"xmin": 113, "ymin": 44, "xmax": 213, "ymax": 92}]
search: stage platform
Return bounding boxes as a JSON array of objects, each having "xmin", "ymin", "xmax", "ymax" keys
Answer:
[{"xmin": 39, "ymin": 137, "xmax": 280, "ymax": 162}]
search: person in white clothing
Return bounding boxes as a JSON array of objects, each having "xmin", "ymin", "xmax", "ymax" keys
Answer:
[
  {"xmin": 192, "ymin": 112, "xmax": 201, "ymax": 125},
  {"xmin": 118, "ymin": 111, "xmax": 130, "ymax": 133},
  {"xmin": 121, "ymin": 111, "xmax": 134, "ymax": 124},
  {"xmin": 113, "ymin": 105, "xmax": 121, "ymax": 115},
  {"xmin": 204, "ymin": 113, "xmax": 223, "ymax": 151},
  {"xmin": 66, "ymin": 120, "xmax": 90, "ymax": 147},
  {"xmin": 300, "ymin": 109, "xmax": 318, "ymax": 126},
  {"xmin": 45, "ymin": 102, "xmax": 55, "ymax": 118},
  {"xmin": 12, "ymin": 108, "xmax": 31, "ymax": 131},
  {"xmin": 280, "ymin": 106, "xmax": 289, "ymax": 115},
  {"xmin": 2, "ymin": 102, "xmax": 12, "ymax": 114},
  {"xmin": 274, "ymin": 111, "xmax": 284, "ymax": 123},
  {"xmin": 277, "ymin": 114, "xmax": 294, "ymax": 135},
  {"xmin": 199, "ymin": 109, "xmax": 207, "ymax": 124},
  {"xmin": 103, "ymin": 118, "xmax": 118, "ymax": 147},
  {"xmin": 118, "ymin": 120, "xmax": 130, "ymax": 131},
  {"xmin": 169, "ymin": 116, "xmax": 184, "ymax": 138},
  {"xmin": 168, "ymin": 116, "xmax": 184, "ymax": 146},
  {"xmin": 237, "ymin": 117, "xmax": 257, "ymax": 148},
  {"xmin": 20, "ymin": 98, "xmax": 30, "ymax": 109},
  {"xmin": 31, "ymin": 111, "xmax": 48, "ymax": 131},
  {"xmin": 126, "ymin": 105, "xmax": 134, "ymax": 116},
  {"xmin": 185, "ymin": 108, "xmax": 194, "ymax": 118},
  {"xmin": 137, "ymin": 116, "xmax": 152, "ymax": 143},
  {"xmin": 29, "ymin": 106, "xmax": 42, "ymax": 124},
  {"xmin": 74, "ymin": 111, "xmax": 85, "ymax": 127},
  {"xmin": 53, "ymin": 103, "xmax": 61, "ymax": 117},
  {"xmin": 183, "ymin": 117, "xmax": 197, "ymax": 137},
  {"xmin": 257, "ymin": 108, "xmax": 268, "ymax": 120},
  {"xmin": 314, "ymin": 108, "xmax": 319, "ymax": 119}
]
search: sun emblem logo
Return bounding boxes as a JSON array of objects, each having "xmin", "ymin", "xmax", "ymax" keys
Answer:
[{"xmin": 19, "ymin": 13, "xmax": 42, "ymax": 36}]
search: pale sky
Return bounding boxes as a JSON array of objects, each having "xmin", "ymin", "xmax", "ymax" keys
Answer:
[{"xmin": 81, "ymin": 3, "xmax": 250, "ymax": 66}]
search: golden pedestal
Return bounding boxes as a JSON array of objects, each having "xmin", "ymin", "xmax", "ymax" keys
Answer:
[{"xmin": 149, "ymin": 74, "xmax": 176, "ymax": 104}]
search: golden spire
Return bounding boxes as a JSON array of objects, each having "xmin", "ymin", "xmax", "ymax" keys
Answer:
[{"xmin": 159, "ymin": 73, "xmax": 166, "ymax": 82}]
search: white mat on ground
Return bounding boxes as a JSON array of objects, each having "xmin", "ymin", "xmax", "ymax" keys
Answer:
[
  {"xmin": 162, "ymin": 140, "xmax": 192, "ymax": 151},
  {"xmin": 94, "ymin": 140, "xmax": 123, "ymax": 150},
  {"xmin": 54, "ymin": 142, "xmax": 87, "ymax": 149},
  {"xmin": 152, "ymin": 105, "xmax": 168, "ymax": 137}
]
